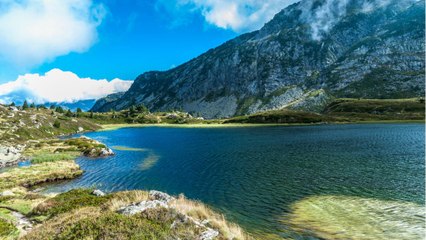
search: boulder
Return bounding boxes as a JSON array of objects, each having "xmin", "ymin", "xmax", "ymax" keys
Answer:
[
  {"xmin": 92, "ymin": 189, "xmax": 105, "ymax": 197},
  {"xmin": 117, "ymin": 200, "xmax": 168, "ymax": 216},
  {"xmin": 149, "ymin": 190, "xmax": 175, "ymax": 203},
  {"xmin": 199, "ymin": 229, "xmax": 219, "ymax": 240},
  {"xmin": 100, "ymin": 148, "xmax": 114, "ymax": 157}
]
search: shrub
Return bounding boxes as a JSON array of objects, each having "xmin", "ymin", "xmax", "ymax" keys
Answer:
[{"xmin": 53, "ymin": 120, "xmax": 61, "ymax": 128}]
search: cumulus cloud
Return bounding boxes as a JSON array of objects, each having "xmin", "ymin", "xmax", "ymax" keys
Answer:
[
  {"xmin": 0, "ymin": 69, "xmax": 132, "ymax": 104},
  {"xmin": 0, "ymin": 0, "xmax": 106, "ymax": 68},
  {"xmin": 158, "ymin": 0, "xmax": 300, "ymax": 32}
]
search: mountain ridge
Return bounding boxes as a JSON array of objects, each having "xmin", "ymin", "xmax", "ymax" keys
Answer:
[{"xmin": 91, "ymin": 0, "xmax": 425, "ymax": 118}]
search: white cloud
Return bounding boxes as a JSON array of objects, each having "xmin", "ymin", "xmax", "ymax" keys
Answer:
[
  {"xmin": 0, "ymin": 0, "xmax": 106, "ymax": 68},
  {"xmin": 159, "ymin": 0, "xmax": 300, "ymax": 32},
  {"xmin": 0, "ymin": 69, "xmax": 132, "ymax": 104}
]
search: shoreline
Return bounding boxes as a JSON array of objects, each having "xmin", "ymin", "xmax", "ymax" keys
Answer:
[{"xmin": 99, "ymin": 120, "xmax": 425, "ymax": 131}]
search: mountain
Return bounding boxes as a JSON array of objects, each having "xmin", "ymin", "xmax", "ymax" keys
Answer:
[
  {"xmin": 90, "ymin": 92, "xmax": 125, "ymax": 112},
  {"xmin": 92, "ymin": 0, "xmax": 425, "ymax": 118},
  {"xmin": 45, "ymin": 99, "xmax": 97, "ymax": 112}
]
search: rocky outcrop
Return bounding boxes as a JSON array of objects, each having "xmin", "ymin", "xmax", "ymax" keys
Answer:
[
  {"xmin": 92, "ymin": 0, "xmax": 425, "ymax": 118},
  {"xmin": 117, "ymin": 191, "xmax": 220, "ymax": 240},
  {"xmin": 0, "ymin": 145, "xmax": 25, "ymax": 168}
]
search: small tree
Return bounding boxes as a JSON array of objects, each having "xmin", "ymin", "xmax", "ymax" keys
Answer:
[
  {"xmin": 65, "ymin": 109, "xmax": 73, "ymax": 117},
  {"xmin": 129, "ymin": 106, "xmax": 136, "ymax": 115},
  {"xmin": 22, "ymin": 100, "xmax": 29, "ymax": 110},
  {"xmin": 50, "ymin": 105, "xmax": 56, "ymax": 110},
  {"xmin": 29, "ymin": 103, "xmax": 36, "ymax": 108},
  {"xmin": 136, "ymin": 104, "xmax": 149, "ymax": 113},
  {"xmin": 76, "ymin": 108, "xmax": 82, "ymax": 113},
  {"xmin": 53, "ymin": 120, "xmax": 61, "ymax": 128},
  {"xmin": 90, "ymin": 111, "xmax": 94, "ymax": 118},
  {"xmin": 55, "ymin": 106, "xmax": 64, "ymax": 113},
  {"xmin": 10, "ymin": 102, "xmax": 15, "ymax": 107}
]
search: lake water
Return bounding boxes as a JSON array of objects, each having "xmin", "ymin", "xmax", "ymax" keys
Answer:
[{"xmin": 44, "ymin": 124, "xmax": 425, "ymax": 239}]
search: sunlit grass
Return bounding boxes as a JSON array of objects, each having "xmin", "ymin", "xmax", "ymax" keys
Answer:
[
  {"xmin": 31, "ymin": 152, "xmax": 79, "ymax": 164},
  {"xmin": 286, "ymin": 195, "xmax": 425, "ymax": 240}
]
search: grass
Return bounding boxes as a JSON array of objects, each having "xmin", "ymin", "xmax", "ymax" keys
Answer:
[
  {"xmin": 286, "ymin": 195, "xmax": 425, "ymax": 240},
  {"xmin": 23, "ymin": 189, "xmax": 249, "ymax": 240},
  {"xmin": 225, "ymin": 109, "xmax": 328, "ymax": 124},
  {"xmin": 0, "ymin": 218, "xmax": 18, "ymax": 240},
  {"xmin": 0, "ymin": 161, "xmax": 83, "ymax": 191},
  {"xmin": 31, "ymin": 189, "xmax": 111, "ymax": 219},
  {"xmin": 31, "ymin": 152, "xmax": 79, "ymax": 164}
]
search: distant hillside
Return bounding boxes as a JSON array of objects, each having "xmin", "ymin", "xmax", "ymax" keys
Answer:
[
  {"xmin": 0, "ymin": 105, "xmax": 99, "ymax": 145},
  {"xmin": 90, "ymin": 92, "xmax": 125, "ymax": 112},
  {"xmin": 93, "ymin": 0, "xmax": 425, "ymax": 118},
  {"xmin": 45, "ymin": 99, "xmax": 97, "ymax": 112}
]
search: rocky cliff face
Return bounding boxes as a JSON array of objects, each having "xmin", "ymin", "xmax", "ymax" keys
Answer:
[{"xmin": 92, "ymin": 0, "xmax": 425, "ymax": 118}]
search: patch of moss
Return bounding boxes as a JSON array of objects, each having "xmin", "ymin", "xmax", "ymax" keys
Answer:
[
  {"xmin": 31, "ymin": 152, "xmax": 78, "ymax": 164},
  {"xmin": 32, "ymin": 189, "xmax": 110, "ymax": 219},
  {"xmin": 0, "ymin": 218, "xmax": 18, "ymax": 239},
  {"xmin": 0, "ymin": 161, "xmax": 82, "ymax": 191}
]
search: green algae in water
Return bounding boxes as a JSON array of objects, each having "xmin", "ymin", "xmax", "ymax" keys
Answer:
[
  {"xmin": 286, "ymin": 195, "xmax": 425, "ymax": 240},
  {"xmin": 112, "ymin": 146, "xmax": 148, "ymax": 152},
  {"xmin": 139, "ymin": 153, "xmax": 160, "ymax": 171}
]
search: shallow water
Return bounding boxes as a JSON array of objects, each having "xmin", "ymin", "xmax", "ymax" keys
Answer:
[{"xmin": 44, "ymin": 124, "xmax": 425, "ymax": 238}]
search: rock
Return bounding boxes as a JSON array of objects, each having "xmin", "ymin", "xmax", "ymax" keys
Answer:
[
  {"xmin": 77, "ymin": 127, "xmax": 84, "ymax": 132},
  {"xmin": 118, "ymin": 200, "xmax": 168, "ymax": 216},
  {"xmin": 1, "ymin": 190, "xmax": 15, "ymax": 196},
  {"xmin": 0, "ymin": 145, "xmax": 24, "ymax": 168},
  {"xmin": 92, "ymin": 189, "xmax": 105, "ymax": 197},
  {"xmin": 8, "ymin": 106, "xmax": 18, "ymax": 112},
  {"xmin": 199, "ymin": 228, "xmax": 219, "ymax": 240},
  {"xmin": 149, "ymin": 190, "xmax": 175, "ymax": 203},
  {"xmin": 100, "ymin": 148, "xmax": 114, "ymax": 157}
]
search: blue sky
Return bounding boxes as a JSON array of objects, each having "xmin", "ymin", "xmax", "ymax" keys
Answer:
[{"xmin": 0, "ymin": 0, "xmax": 298, "ymax": 104}]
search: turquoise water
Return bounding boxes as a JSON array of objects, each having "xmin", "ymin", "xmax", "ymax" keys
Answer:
[{"xmin": 45, "ymin": 124, "xmax": 425, "ymax": 238}]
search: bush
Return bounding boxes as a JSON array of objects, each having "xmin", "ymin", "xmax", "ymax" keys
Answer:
[
  {"xmin": 53, "ymin": 120, "xmax": 61, "ymax": 128},
  {"xmin": 32, "ymin": 189, "xmax": 110, "ymax": 218}
]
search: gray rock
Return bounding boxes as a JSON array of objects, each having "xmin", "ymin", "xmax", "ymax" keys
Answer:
[
  {"xmin": 100, "ymin": 148, "xmax": 114, "ymax": 156},
  {"xmin": 199, "ymin": 228, "xmax": 219, "ymax": 240},
  {"xmin": 149, "ymin": 190, "xmax": 175, "ymax": 203},
  {"xmin": 92, "ymin": 189, "xmax": 105, "ymax": 197},
  {"xmin": 1, "ymin": 190, "xmax": 15, "ymax": 196},
  {"xmin": 117, "ymin": 200, "xmax": 168, "ymax": 216}
]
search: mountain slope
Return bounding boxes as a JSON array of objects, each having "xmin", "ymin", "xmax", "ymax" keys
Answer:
[{"xmin": 92, "ymin": 0, "xmax": 425, "ymax": 118}]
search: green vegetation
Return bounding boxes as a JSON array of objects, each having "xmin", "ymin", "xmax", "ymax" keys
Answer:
[
  {"xmin": 113, "ymin": 146, "xmax": 148, "ymax": 151},
  {"xmin": 225, "ymin": 109, "xmax": 328, "ymax": 124},
  {"xmin": 31, "ymin": 152, "xmax": 78, "ymax": 164},
  {"xmin": 32, "ymin": 189, "xmax": 110, "ymax": 219},
  {"xmin": 23, "ymin": 190, "xmax": 247, "ymax": 240},
  {"xmin": 0, "ymin": 105, "xmax": 99, "ymax": 144},
  {"xmin": 323, "ymin": 98, "xmax": 425, "ymax": 121},
  {"xmin": 286, "ymin": 195, "xmax": 425, "ymax": 240},
  {"xmin": 0, "ymin": 218, "xmax": 18, "ymax": 240},
  {"xmin": 226, "ymin": 98, "xmax": 425, "ymax": 124},
  {"xmin": 0, "ymin": 161, "xmax": 82, "ymax": 190}
]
